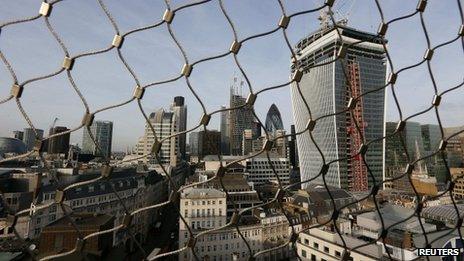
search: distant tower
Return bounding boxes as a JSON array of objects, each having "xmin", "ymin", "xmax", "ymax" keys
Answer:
[
  {"xmin": 289, "ymin": 125, "xmax": 299, "ymax": 168},
  {"xmin": 48, "ymin": 126, "xmax": 70, "ymax": 155},
  {"xmin": 291, "ymin": 24, "xmax": 387, "ymax": 191},
  {"xmin": 23, "ymin": 128, "xmax": 44, "ymax": 151},
  {"xmin": 82, "ymin": 121, "xmax": 113, "ymax": 157},
  {"xmin": 265, "ymin": 104, "xmax": 284, "ymax": 134},
  {"xmin": 220, "ymin": 105, "xmax": 230, "ymax": 155},
  {"xmin": 229, "ymin": 79, "xmax": 254, "ymax": 155},
  {"xmin": 171, "ymin": 96, "xmax": 187, "ymax": 160},
  {"xmin": 137, "ymin": 108, "xmax": 181, "ymax": 166}
]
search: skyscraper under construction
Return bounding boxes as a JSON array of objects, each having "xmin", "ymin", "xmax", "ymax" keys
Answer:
[
  {"xmin": 291, "ymin": 20, "xmax": 387, "ymax": 191},
  {"xmin": 229, "ymin": 78, "xmax": 254, "ymax": 156}
]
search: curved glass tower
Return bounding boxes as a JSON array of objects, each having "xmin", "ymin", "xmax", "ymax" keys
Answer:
[
  {"xmin": 290, "ymin": 24, "xmax": 387, "ymax": 191},
  {"xmin": 265, "ymin": 104, "xmax": 284, "ymax": 133}
]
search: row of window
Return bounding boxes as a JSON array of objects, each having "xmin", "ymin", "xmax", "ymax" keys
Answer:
[
  {"xmin": 185, "ymin": 228, "xmax": 261, "ymax": 241},
  {"xmin": 184, "ymin": 208, "xmax": 222, "ymax": 217},
  {"xmin": 300, "ymin": 238, "xmax": 342, "ymax": 260},
  {"xmin": 185, "ymin": 200, "xmax": 222, "ymax": 206}
]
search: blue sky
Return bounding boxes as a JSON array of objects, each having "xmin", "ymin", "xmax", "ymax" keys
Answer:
[{"xmin": 0, "ymin": 0, "xmax": 463, "ymax": 151}]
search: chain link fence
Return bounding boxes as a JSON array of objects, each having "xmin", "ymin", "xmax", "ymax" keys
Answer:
[{"xmin": 0, "ymin": 0, "xmax": 463, "ymax": 260}]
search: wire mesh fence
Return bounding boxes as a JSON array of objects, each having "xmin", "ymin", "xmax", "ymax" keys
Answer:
[{"xmin": 0, "ymin": 0, "xmax": 463, "ymax": 260}]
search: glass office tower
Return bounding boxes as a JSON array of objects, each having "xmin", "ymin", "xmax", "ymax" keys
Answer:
[{"xmin": 291, "ymin": 24, "xmax": 387, "ymax": 191}]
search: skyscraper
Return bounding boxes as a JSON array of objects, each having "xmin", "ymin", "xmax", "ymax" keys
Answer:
[
  {"xmin": 385, "ymin": 122, "xmax": 447, "ymax": 184},
  {"xmin": 289, "ymin": 125, "xmax": 299, "ymax": 168},
  {"xmin": 421, "ymin": 124, "xmax": 447, "ymax": 182},
  {"xmin": 82, "ymin": 121, "xmax": 113, "ymax": 157},
  {"xmin": 138, "ymin": 109, "xmax": 178, "ymax": 165},
  {"xmin": 171, "ymin": 96, "xmax": 187, "ymax": 160},
  {"xmin": 47, "ymin": 126, "xmax": 70, "ymax": 155},
  {"xmin": 265, "ymin": 104, "xmax": 284, "ymax": 134},
  {"xmin": 291, "ymin": 23, "xmax": 387, "ymax": 191},
  {"xmin": 136, "ymin": 97, "xmax": 187, "ymax": 166},
  {"xmin": 23, "ymin": 128, "xmax": 44, "ymax": 151},
  {"xmin": 229, "ymin": 80, "xmax": 254, "ymax": 155},
  {"xmin": 189, "ymin": 132, "xmax": 200, "ymax": 157},
  {"xmin": 220, "ymin": 105, "xmax": 230, "ymax": 155}
]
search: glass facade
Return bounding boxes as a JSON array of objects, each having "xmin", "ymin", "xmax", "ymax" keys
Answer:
[
  {"xmin": 291, "ymin": 25, "xmax": 387, "ymax": 191},
  {"xmin": 265, "ymin": 104, "xmax": 284, "ymax": 133},
  {"xmin": 82, "ymin": 121, "xmax": 113, "ymax": 157},
  {"xmin": 422, "ymin": 124, "xmax": 447, "ymax": 183}
]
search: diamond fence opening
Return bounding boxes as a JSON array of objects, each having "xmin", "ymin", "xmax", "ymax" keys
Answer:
[{"xmin": 0, "ymin": 0, "xmax": 463, "ymax": 260}]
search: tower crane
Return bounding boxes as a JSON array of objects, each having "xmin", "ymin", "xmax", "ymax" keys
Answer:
[
  {"xmin": 50, "ymin": 117, "xmax": 58, "ymax": 130},
  {"xmin": 313, "ymin": 0, "xmax": 357, "ymax": 28}
]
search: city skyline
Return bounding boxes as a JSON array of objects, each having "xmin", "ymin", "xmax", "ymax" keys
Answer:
[
  {"xmin": 0, "ymin": 1, "xmax": 463, "ymax": 260},
  {"xmin": 0, "ymin": 1, "xmax": 462, "ymax": 151}
]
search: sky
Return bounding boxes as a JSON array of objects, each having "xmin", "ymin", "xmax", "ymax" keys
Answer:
[{"xmin": 0, "ymin": 0, "xmax": 463, "ymax": 151}]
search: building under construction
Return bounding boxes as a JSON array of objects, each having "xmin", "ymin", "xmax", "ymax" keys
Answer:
[
  {"xmin": 229, "ymin": 78, "xmax": 254, "ymax": 156},
  {"xmin": 290, "ymin": 20, "xmax": 387, "ymax": 191}
]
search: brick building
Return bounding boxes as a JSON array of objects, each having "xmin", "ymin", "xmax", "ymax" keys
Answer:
[{"xmin": 39, "ymin": 214, "xmax": 114, "ymax": 258}]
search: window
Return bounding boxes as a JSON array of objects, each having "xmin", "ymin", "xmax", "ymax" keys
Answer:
[
  {"xmin": 185, "ymin": 201, "xmax": 188, "ymax": 206},
  {"xmin": 304, "ymin": 239, "xmax": 309, "ymax": 244},
  {"xmin": 311, "ymin": 254, "xmax": 316, "ymax": 261},
  {"xmin": 335, "ymin": 251, "xmax": 341, "ymax": 257},
  {"xmin": 184, "ymin": 209, "xmax": 188, "ymax": 217},
  {"xmin": 324, "ymin": 246, "xmax": 329, "ymax": 253},
  {"xmin": 301, "ymin": 250, "xmax": 307, "ymax": 258},
  {"xmin": 313, "ymin": 242, "xmax": 319, "ymax": 249}
]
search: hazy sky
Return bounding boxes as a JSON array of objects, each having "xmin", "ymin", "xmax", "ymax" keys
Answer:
[{"xmin": 0, "ymin": 0, "xmax": 463, "ymax": 151}]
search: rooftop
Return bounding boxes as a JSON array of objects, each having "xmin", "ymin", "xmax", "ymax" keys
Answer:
[
  {"xmin": 181, "ymin": 187, "xmax": 225, "ymax": 199},
  {"xmin": 422, "ymin": 204, "xmax": 464, "ymax": 224},
  {"xmin": 44, "ymin": 213, "xmax": 114, "ymax": 228}
]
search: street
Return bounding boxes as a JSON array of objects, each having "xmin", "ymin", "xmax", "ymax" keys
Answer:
[{"xmin": 104, "ymin": 202, "xmax": 180, "ymax": 261}]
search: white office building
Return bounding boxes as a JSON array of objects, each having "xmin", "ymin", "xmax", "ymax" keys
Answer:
[{"xmin": 243, "ymin": 156, "xmax": 290, "ymax": 186}]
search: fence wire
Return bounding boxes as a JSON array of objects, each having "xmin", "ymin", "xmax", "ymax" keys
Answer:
[{"xmin": 0, "ymin": 0, "xmax": 463, "ymax": 260}]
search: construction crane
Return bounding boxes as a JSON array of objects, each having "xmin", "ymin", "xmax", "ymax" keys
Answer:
[
  {"xmin": 314, "ymin": 0, "xmax": 357, "ymax": 28},
  {"xmin": 50, "ymin": 117, "xmax": 58, "ymax": 130}
]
